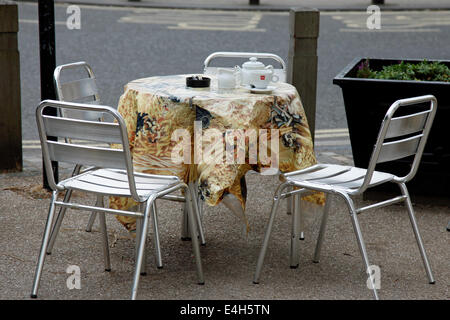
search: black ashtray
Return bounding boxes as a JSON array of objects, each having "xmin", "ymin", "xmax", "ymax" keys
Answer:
[{"xmin": 186, "ymin": 76, "xmax": 210, "ymax": 88}]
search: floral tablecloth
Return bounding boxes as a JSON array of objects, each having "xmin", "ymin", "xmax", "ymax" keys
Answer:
[{"xmin": 110, "ymin": 74, "xmax": 320, "ymax": 232}]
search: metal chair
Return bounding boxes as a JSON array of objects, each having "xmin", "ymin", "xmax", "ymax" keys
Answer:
[
  {"xmin": 199, "ymin": 51, "xmax": 298, "ymax": 228},
  {"xmin": 31, "ymin": 100, "xmax": 204, "ymax": 300},
  {"xmin": 49, "ymin": 63, "xmax": 206, "ymax": 269},
  {"xmin": 203, "ymin": 52, "xmax": 302, "ymax": 235},
  {"xmin": 203, "ymin": 51, "xmax": 287, "ymax": 83},
  {"xmin": 253, "ymin": 95, "xmax": 437, "ymax": 300},
  {"xmin": 51, "ymin": 61, "xmax": 104, "ymax": 236}
]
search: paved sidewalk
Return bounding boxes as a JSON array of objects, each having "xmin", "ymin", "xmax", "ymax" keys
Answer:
[
  {"xmin": 16, "ymin": 0, "xmax": 450, "ymax": 11},
  {"xmin": 1, "ymin": 149, "xmax": 448, "ymax": 300}
]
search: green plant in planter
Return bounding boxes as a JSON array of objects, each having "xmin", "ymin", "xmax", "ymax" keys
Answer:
[{"xmin": 357, "ymin": 59, "xmax": 450, "ymax": 82}]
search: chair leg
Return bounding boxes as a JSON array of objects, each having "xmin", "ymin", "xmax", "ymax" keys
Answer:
[
  {"xmin": 85, "ymin": 212, "xmax": 97, "ymax": 232},
  {"xmin": 398, "ymin": 183, "xmax": 435, "ymax": 284},
  {"xmin": 46, "ymin": 189, "xmax": 73, "ymax": 255},
  {"xmin": 253, "ymin": 183, "xmax": 288, "ymax": 284},
  {"xmin": 151, "ymin": 201, "xmax": 163, "ymax": 269},
  {"xmin": 131, "ymin": 198, "xmax": 154, "ymax": 300},
  {"xmin": 181, "ymin": 201, "xmax": 191, "ymax": 241},
  {"xmin": 186, "ymin": 185, "xmax": 205, "ymax": 285},
  {"xmin": 96, "ymin": 196, "xmax": 111, "ymax": 272},
  {"xmin": 197, "ymin": 183, "xmax": 204, "ymax": 220},
  {"xmin": 197, "ymin": 199, "xmax": 206, "ymax": 246},
  {"xmin": 77, "ymin": 164, "xmax": 97, "ymax": 234},
  {"xmin": 181, "ymin": 183, "xmax": 206, "ymax": 246},
  {"xmin": 289, "ymin": 194, "xmax": 301, "ymax": 268},
  {"xmin": 340, "ymin": 193, "xmax": 379, "ymax": 300},
  {"xmin": 135, "ymin": 214, "xmax": 147, "ymax": 276},
  {"xmin": 297, "ymin": 194, "xmax": 305, "ymax": 240},
  {"xmin": 313, "ymin": 193, "xmax": 332, "ymax": 263},
  {"xmin": 190, "ymin": 182, "xmax": 206, "ymax": 246},
  {"xmin": 286, "ymin": 186, "xmax": 293, "ymax": 215},
  {"xmin": 31, "ymin": 191, "xmax": 58, "ymax": 298}
]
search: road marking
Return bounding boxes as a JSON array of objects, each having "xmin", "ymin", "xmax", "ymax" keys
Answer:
[
  {"xmin": 118, "ymin": 9, "xmax": 265, "ymax": 32},
  {"xmin": 20, "ymin": 3, "xmax": 285, "ymax": 32},
  {"xmin": 19, "ymin": 19, "xmax": 67, "ymax": 25},
  {"xmin": 323, "ymin": 10, "xmax": 450, "ymax": 32},
  {"xmin": 339, "ymin": 28, "xmax": 440, "ymax": 32}
]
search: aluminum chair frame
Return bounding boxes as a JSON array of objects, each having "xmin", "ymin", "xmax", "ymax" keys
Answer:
[
  {"xmin": 49, "ymin": 63, "xmax": 207, "ymax": 270},
  {"xmin": 253, "ymin": 95, "xmax": 438, "ymax": 300},
  {"xmin": 206, "ymin": 52, "xmax": 304, "ymax": 232},
  {"xmin": 199, "ymin": 51, "xmax": 298, "ymax": 236},
  {"xmin": 51, "ymin": 61, "xmax": 103, "ymax": 238},
  {"xmin": 203, "ymin": 51, "xmax": 287, "ymax": 83},
  {"xmin": 54, "ymin": 61, "xmax": 100, "ymax": 103},
  {"xmin": 31, "ymin": 100, "xmax": 204, "ymax": 300}
]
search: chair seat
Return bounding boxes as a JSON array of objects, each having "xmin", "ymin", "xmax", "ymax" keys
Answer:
[
  {"xmin": 59, "ymin": 168, "xmax": 180, "ymax": 200},
  {"xmin": 285, "ymin": 164, "xmax": 395, "ymax": 194}
]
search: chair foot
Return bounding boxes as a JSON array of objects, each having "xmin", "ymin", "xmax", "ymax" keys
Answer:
[
  {"xmin": 140, "ymin": 272, "xmax": 147, "ymax": 276},
  {"xmin": 46, "ymin": 252, "xmax": 51, "ymax": 255},
  {"xmin": 157, "ymin": 266, "xmax": 163, "ymax": 270},
  {"xmin": 198, "ymin": 282, "xmax": 205, "ymax": 285},
  {"xmin": 290, "ymin": 265, "xmax": 299, "ymax": 269},
  {"xmin": 312, "ymin": 260, "xmax": 319, "ymax": 264},
  {"xmin": 252, "ymin": 281, "xmax": 259, "ymax": 285},
  {"xmin": 181, "ymin": 237, "xmax": 191, "ymax": 241},
  {"xmin": 105, "ymin": 268, "xmax": 111, "ymax": 272},
  {"xmin": 30, "ymin": 294, "xmax": 37, "ymax": 299},
  {"xmin": 429, "ymin": 281, "xmax": 436, "ymax": 284}
]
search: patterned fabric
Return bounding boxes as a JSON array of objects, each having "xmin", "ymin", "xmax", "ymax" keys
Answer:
[{"xmin": 110, "ymin": 75, "xmax": 321, "ymax": 232}]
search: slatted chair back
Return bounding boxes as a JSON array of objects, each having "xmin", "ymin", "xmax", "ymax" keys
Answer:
[
  {"xmin": 53, "ymin": 61, "xmax": 103, "ymax": 121},
  {"xmin": 36, "ymin": 100, "xmax": 140, "ymax": 201},
  {"xmin": 203, "ymin": 51, "xmax": 287, "ymax": 83},
  {"xmin": 359, "ymin": 95, "xmax": 437, "ymax": 193}
]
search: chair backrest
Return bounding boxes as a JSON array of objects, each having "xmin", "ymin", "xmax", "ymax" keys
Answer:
[
  {"xmin": 54, "ymin": 61, "xmax": 103, "ymax": 121},
  {"xmin": 203, "ymin": 51, "xmax": 287, "ymax": 83},
  {"xmin": 359, "ymin": 95, "xmax": 437, "ymax": 192},
  {"xmin": 36, "ymin": 100, "xmax": 140, "ymax": 201}
]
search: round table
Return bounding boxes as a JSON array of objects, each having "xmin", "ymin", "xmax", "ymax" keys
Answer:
[{"xmin": 110, "ymin": 74, "xmax": 318, "ymax": 232}]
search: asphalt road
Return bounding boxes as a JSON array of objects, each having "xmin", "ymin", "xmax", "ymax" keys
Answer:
[{"xmin": 17, "ymin": 3, "xmax": 450, "ymax": 154}]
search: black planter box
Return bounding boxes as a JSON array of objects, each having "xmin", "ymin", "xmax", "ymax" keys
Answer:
[{"xmin": 333, "ymin": 57, "xmax": 450, "ymax": 199}]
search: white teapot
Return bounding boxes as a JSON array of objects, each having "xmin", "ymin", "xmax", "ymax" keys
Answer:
[{"xmin": 236, "ymin": 57, "xmax": 277, "ymax": 87}]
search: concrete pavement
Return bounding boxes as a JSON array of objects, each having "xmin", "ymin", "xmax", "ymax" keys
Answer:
[
  {"xmin": 1, "ymin": 149, "xmax": 449, "ymax": 300},
  {"xmin": 3, "ymin": 0, "xmax": 449, "ymax": 303}
]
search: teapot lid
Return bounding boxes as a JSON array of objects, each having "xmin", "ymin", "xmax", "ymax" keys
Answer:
[{"xmin": 242, "ymin": 57, "xmax": 265, "ymax": 69}]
